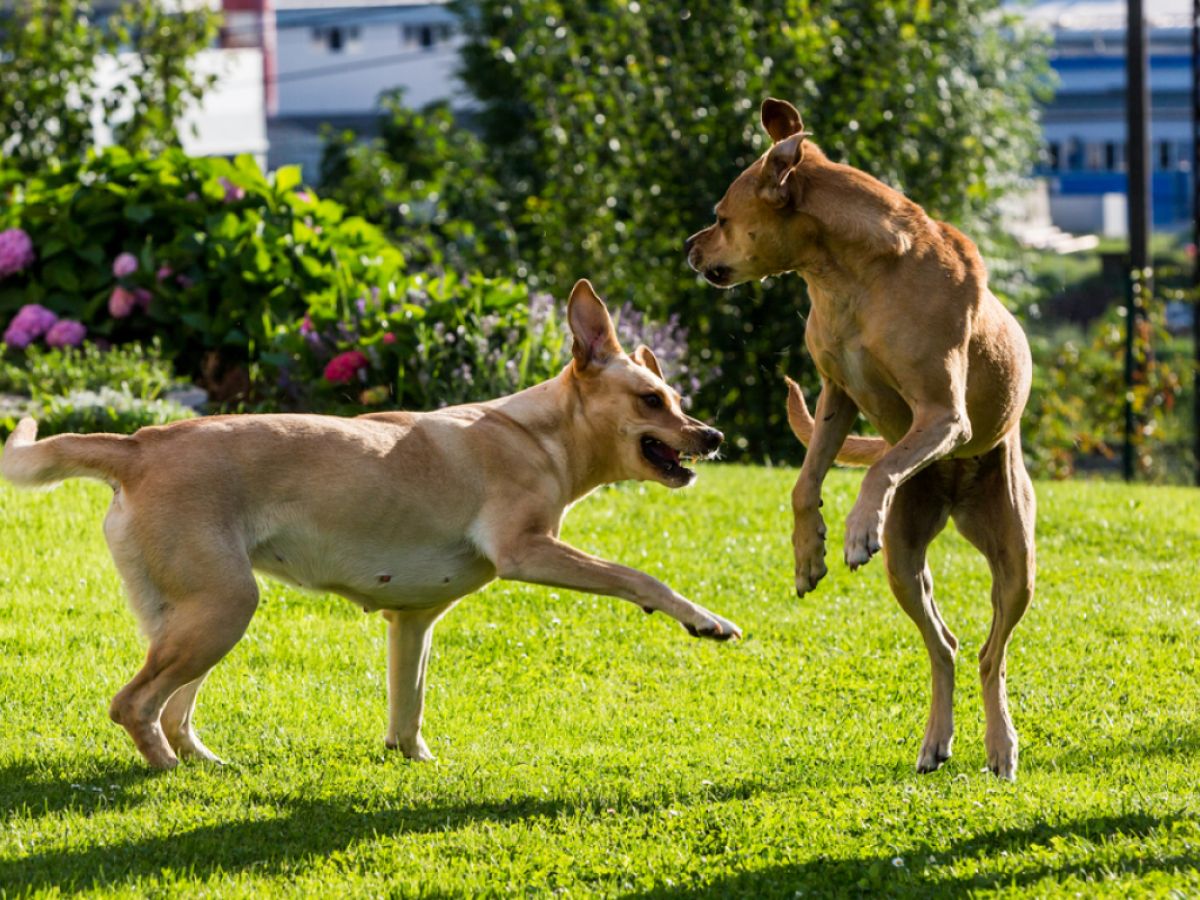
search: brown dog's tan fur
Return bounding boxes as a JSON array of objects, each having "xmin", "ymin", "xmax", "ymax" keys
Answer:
[
  {"xmin": 1, "ymin": 280, "xmax": 738, "ymax": 769},
  {"xmin": 686, "ymin": 98, "xmax": 1035, "ymax": 780}
]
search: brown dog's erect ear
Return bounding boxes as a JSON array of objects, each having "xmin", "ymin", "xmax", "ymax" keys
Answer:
[
  {"xmin": 568, "ymin": 279, "xmax": 622, "ymax": 371},
  {"xmin": 632, "ymin": 344, "xmax": 663, "ymax": 379},
  {"xmin": 761, "ymin": 97, "xmax": 804, "ymax": 143},
  {"xmin": 760, "ymin": 133, "xmax": 807, "ymax": 209}
]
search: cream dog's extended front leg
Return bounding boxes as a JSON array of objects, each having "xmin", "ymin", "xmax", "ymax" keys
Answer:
[
  {"xmin": 382, "ymin": 603, "xmax": 453, "ymax": 761},
  {"xmin": 493, "ymin": 536, "xmax": 741, "ymax": 640},
  {"xmin": 844, "ymin": 405, "xmax": 971, "ymax": 569}
]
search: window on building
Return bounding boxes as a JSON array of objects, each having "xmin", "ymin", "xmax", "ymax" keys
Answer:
[
  {"xmin": 1084, "ymin": 142, "xmax": 1104, "ymax": 171},
  {"xmin": 312, "ymin": 26, "xmax": 361, "ymax": 53},
  {"xmin": 1045, "ymin": 142, "xmax": 1060, "ymax": 171},
  {"xmin": 1178, "ymin": 141, "xmax": 1192, "ymax": 172},
  {"xmin": 1104, "ymin": 142, "xmax": 1117, "ymax": 171},
  {"xmin": 1157, "ymin": 140, "xmax": 1173, "ymax": 170},
  {"xmin": 402, "ymin": 22, "xmax": 454, "ymax": 49}
]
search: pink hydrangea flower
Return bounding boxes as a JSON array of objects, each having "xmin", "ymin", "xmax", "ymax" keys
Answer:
[
  {"xmin": 3, "ymin": 303, "xmax": 57, "ymax": 347},
  {"xmin": 0, "ymin": 228, "xmax": 36, "ymax": 278},
  {"xmin": 156, "ymin": 265, "xmax": 174, "ymax": 282},
  {"xmin": 45, "ymin": 319, "xmax": 87, "ymax": 348},
  {"xmin": 324, "ymin": 350, "xmax": 369, "ymax": 385},
  {"xmin": 220, "ymin": 177, "xmax": 246, "ymax": 203},
  {"xmin": 133, "ymin": 288, "xmax": 153, "ymax": 310},
  {"xmin": 109, "ymin": 286, "xmax": 137, "ymax": 318},
  {"xmin": 382, "ymin": 332, "xmax": 397, "ymax": 345},
  {"xmin": 296, "ymin": 190, "xmax": 313, "ymax": 203},
  {"xmin": 112, "ymin": 252, "xmax": 138, "ymax": 278}
]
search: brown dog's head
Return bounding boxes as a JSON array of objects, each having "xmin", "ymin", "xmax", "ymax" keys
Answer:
[
  {"xmin": 685, "ymin": 98, "xmax": 814, "ymax": 287},
  {"xmin": 565, "ymin": 279, "xmax": 722, "ymax": 487}
]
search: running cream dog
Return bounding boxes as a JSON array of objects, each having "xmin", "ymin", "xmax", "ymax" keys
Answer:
[
  {"xmin": 686, "ymin": 99, "xmax": 1035, "ymax": 780},
  {"xmin": 1, "ymin": 279, "xmax": 739, "ymax": 769}
]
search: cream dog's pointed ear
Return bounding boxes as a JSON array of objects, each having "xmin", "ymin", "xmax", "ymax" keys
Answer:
[
  {"xmin": 632, "ymin": 344, "xmax": 663, "ymax": 379},
  {"xmin": 568, "ymin": 279, "xmax": 622, "ymax": 371},
  {"xmin": 760, "ymin": 133, "xmax": 807, "ymax": 209},
  {"xmin": 760, "ymin": 97, "xmax": 804, "ymax": 142}
]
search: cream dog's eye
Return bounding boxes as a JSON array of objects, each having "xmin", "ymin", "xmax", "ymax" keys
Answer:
[{"xmin": 642, "ymin": 393, "xmax": 664, "ymax": 410}]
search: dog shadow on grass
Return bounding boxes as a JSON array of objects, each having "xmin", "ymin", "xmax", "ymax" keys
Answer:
[
  {"xmin": 626, "ymin": 810, "xmax": 1200, "ymax": 898},
  {"xmin": 0, "ymin": 756, "xmax": 159, "ymax": 824},
  {"xmin": 0, "ymin": 767, "xmax": 766, "ymax": 893}
]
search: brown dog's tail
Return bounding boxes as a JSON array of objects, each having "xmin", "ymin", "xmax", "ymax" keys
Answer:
[
  {"xmin": 1, "ymin": 418, "xmax": 139, "ymax": 489},
  {"xmin": 785, "ymin": 377, "xmax": 889, "ymax": 467}
]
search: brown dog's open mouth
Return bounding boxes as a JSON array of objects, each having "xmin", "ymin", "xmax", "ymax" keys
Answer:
[{"xmin": 641, "ymin": 436, "xmax": 694, "ymax": 481}]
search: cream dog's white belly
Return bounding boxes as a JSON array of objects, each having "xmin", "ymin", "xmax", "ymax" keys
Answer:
[{"xmin": 250, "ymin": 528, "xmax": 497, "ymax": 611}]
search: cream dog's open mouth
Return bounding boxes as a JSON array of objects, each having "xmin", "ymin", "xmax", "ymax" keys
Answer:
[{"xmin": 640, "ymin": 435, "xmax": 695, "ymax": 481}]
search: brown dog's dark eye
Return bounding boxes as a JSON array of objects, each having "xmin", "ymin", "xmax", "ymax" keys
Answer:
[
  {"xmin": 717, "ymin": 216, "xmax": 729, "ymax": 228},
  {"xmin": 642, "ymin": 393, "xmax": 664, "ymax": 410}
]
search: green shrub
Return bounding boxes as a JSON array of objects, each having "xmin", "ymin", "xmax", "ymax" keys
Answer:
[
  {"xmin": 319, "ymin": 94, "xmax": 518, "ymax": 274},
  {"xmin": 0, "ymin": 148, "xmax": 405, "ymax": 381},
  {"xmin": 1, "ymin": 388, "xmax": 196, "ymax": 439},
  {"xmin": 0, "ymin": 339, "xmax": 182, "ymax": 401}
]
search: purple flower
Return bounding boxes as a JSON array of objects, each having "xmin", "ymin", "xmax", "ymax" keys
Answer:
[
  {"xmin": 300, "ymin": 314, "xmax": 315, "ymax": 335},
  {"xmin": 109, "ymin": 286, "xmax": 137, "ymax": 318},
  {"xmin": 44, "ymin": 319, "xmax": 86, "ymax": 348},
  {"xmin": 112, "ymin": 252, "xmax": 138, "ymax": 278},
  {"xmin": 156, "ymin": 265, "xmax": 174, "ymax": 282},
  {"xmin": 0, "ymin": 228, "xmax": 36, "ymax": 278},
  {"xmin": 176, "ymin": 274, "xmax": 194, "ymax": 289},
  {"xmin": 3, "ymin": 303, "xmax": 57, "ymax": 347},
  {"xmin": 220, "ymin": 177, "xmax": 246, "ymax": 203},
  {"xmin": 133, "ymin": 288, "xmax": 152, "ymax": 311},
  {"xmin": 355, "ymin": 297, "xmax": 368, "ymax": 316}
]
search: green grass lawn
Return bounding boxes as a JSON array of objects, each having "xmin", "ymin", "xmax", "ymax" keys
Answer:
[{"xmin": 1, "ymin": 466, "xmax": 1198, "ymax": 897}]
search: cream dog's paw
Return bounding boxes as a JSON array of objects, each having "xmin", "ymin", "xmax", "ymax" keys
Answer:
[
  {"xmin": 386, "ymin": 734, "xmax": 435, "ymax": 762},
  {"xmin": 683, "ymin": 609, "xmax": 742, "ymax": 641}
]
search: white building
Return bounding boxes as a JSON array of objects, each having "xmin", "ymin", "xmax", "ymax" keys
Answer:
[{"xmin": 267, "ymin": 0, "xmax": 462, "ymax": 175}]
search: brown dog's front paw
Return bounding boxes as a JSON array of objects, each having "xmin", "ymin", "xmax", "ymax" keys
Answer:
[
  {"xmin": 843, "ymin": 509, "xmax": 884, "ymax": 570},
  {"xmin": 684, "ymin": 611, "xmax": 742, "ymax": 642},
  {"xmin": 793, "ymin": 515, "xmax": 828, "ymax": 596}
]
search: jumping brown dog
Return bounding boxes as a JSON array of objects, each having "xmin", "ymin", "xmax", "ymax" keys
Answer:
[
  {"xmin": 1, "ymin": 280, "xmax": 739, "ymax": 769},
  {"xmin": 686, "ymin": 98, "xmax": 1035, "ymax": 780}
]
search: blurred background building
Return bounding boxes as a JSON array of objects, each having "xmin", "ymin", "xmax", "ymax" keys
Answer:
[{"xmin": 1023, "ymin": 0, "xmax": 1192, "ymax": 236}]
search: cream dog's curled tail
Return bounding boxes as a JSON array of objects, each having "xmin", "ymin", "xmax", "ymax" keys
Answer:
[
  {"xmin": 784, "ymin": 377, "xmax": 889, "ymax": 467},
  {"xmin": 1, "ymin": 418, "xmax": 138, "ymax": 489}
]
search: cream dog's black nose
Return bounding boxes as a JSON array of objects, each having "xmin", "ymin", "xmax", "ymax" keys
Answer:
[{"xmin": 701, "ymin": 428, "xmax": 723, "ymax": 453}]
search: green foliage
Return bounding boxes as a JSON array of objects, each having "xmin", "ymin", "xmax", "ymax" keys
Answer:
[
  {"xmin": 4, "ymin": 387, "xmax": 196, "ymax": 438},
  {"xmin": 1, "ymin": 468, "xmax": 1199, "ymax": 894},
  {"xmin": 1020, "ymin": 240, "xmax": 1194, "ymax": 482},
  {"xmin": 0, "ymin": 0, "xmax": 220, "ymax": 172},
  {"xmin": 0, "ymin": 340, "xmax": 194, "ymax": 437},
  {"xmin": 0, "ymin": 338, "xmax": 181, "ymax": 402},
  {"xmin": 319, "ymin": 93, "xmax": 518, "ymax": 273},
  {"xmin": 452, "ymin": 0, "xmax": 1051, "ymax": 460},
  {"xmin": 265, "ymin": 275, "xmax": 569, "ymax": 412},
  {"xmin": 0, "ymin": 148, "xmax": 405, "ymax": 381}
]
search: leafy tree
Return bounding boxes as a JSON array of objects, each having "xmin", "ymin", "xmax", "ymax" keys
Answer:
[
  {"xmin": 0, "ymin": 0, "xmax": 219, "ymax": 172},
  {"xmin": 453, "ymin": 0, "xmax": 1050, "ymax": 460},
  {"xmin": 319, "ymin": 92, "xmax": 518, "ymax": 273}
]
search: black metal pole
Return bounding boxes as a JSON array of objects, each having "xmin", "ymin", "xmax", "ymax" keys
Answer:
[
  {"xmin": 1125, "ymin": 0, "xmax": 1152, "ymax": 482},
  {"xmin": 1194, "ymin": 0, "xmax": 1200, "ymax": 485}
]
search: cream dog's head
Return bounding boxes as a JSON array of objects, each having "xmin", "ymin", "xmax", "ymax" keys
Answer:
[
  {"xmin": 565, "ymin": 279, "xmax": 722, "ymax": 487},
  {"xmin": 685, "ymin": 98, "xmax": 816, "ymax": 287}
]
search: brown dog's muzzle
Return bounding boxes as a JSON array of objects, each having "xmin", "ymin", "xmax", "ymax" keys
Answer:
[{"xmin": 685, "ymin": 229, "xmax": 734, "ymax": 287}]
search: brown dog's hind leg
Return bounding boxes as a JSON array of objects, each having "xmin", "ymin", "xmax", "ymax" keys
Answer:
[
  {"xmin": 883, "ymin": 468, "xmax": 957, "ymax": 774},
  {"xmin": 951, "ymin": 438, "xmax": 1035, "ymax": 781},
  {"xmin": 110, "ymin": 573, "xmax": 259, "ymax": 769}
]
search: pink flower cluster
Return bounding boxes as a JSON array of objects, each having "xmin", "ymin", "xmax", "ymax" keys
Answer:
[
  {"xmin": 0, "ymin": 228, "xmax": 36, "ymax": 278},
  {"xmin": 108, "ymin": 286, "xmax": 152, "ymax": 318},
  {"xmin": 324, "ymin": 350, "xmax": 369, "ymax": 385},
  {"xmin": 3, "ymin": 303, "xmax": 86, "ymax": 349}
]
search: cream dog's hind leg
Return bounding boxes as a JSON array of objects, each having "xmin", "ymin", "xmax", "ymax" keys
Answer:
[
  {"xmin": 161, "ymin": 674, "xmax": 222, "ymax": 763},
  {"xmin": 383, "ymin": 603, "xmax": 454, "ymax": 761}
]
